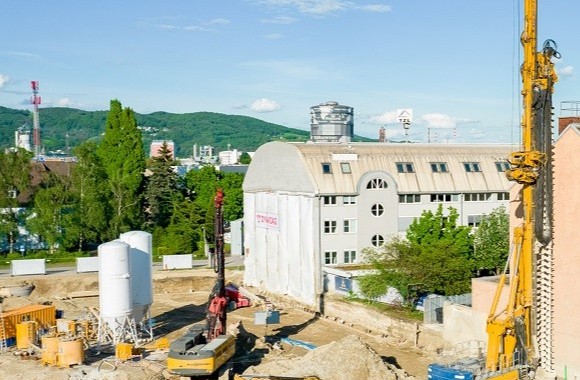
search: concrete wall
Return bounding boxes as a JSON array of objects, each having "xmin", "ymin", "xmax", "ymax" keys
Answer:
[
  {"xmin": 442, "ymin": 303, "xmax": 487, "ymax": 347},
  {"xmin": 552, "ymin": 127, "xmax": 580, "ymax": 377}
]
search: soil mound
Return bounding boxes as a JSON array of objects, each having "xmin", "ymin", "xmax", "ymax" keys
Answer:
[{"xmin": 244, "ymin": 334, "xmax": 415, "ymax": 380}]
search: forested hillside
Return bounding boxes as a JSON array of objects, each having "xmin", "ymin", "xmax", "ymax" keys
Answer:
[{"xmin": 0, "ymin": 106, "xmax": 372, "ymax": 156}]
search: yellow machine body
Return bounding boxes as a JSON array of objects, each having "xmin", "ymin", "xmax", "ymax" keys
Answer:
[
  {"xmin": 116, "ymin": 342, "xmax": 134, "ymax": 361},
  {"xmin": 167, "ymin": 334, "xmax": 235, "ymax": 377}
]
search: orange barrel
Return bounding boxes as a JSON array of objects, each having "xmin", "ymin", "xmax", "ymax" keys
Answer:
[{"xmin": 41, "ymin": 336, "xmax": 59, "ymax": 365}]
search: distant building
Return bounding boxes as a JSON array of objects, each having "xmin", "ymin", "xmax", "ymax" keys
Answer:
[
  {"xmin": 193, "ymin": 144, "xmax": 215, "ymax": 164},
  {"xmin": 243, "ymin": 141, "xmax": 513, "ymax": 307},
  {"xmin": 15, "ymin": 127, "xmax": 32, "ymax": 152},
  {"xmin": 219, "ymin": 149, "xmax": 241, "ymax": 165},
  {"xmin": 150, "ymin": 140, "xmax": 175, "ymax": 159}
]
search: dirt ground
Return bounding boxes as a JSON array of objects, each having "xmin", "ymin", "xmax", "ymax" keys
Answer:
[{"xmin": 0, "ymin": 268, "xmax": 436, "ymax": 380}]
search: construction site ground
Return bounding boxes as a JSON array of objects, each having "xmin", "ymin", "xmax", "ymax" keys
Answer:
[{"xmin": 0, "ymin": 267, "xmax": 438, "ymax": 380}]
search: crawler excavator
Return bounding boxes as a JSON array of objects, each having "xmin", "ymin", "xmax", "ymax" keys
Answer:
[
  {"xmin": 167, "ymin": 189, "xmax": 248, "ymax": 378},
  {"xmin": 428, "ymin": 1, "xmax": 559, "ymax": 379}
]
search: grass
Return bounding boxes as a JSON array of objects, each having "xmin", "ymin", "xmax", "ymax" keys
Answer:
[{"xmin": 343, "ymin": 295, "xmax": 424, "ymax": 322}]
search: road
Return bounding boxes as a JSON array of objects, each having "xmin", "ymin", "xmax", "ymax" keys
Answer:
[{"xmin": 0, "ymin": 255, "xmax": 245, "ymax": 277}]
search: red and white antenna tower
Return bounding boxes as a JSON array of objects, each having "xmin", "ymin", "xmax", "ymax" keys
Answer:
[{"xmin": 31, "ymin": 80, "xmax": 41, "ymax": 158}]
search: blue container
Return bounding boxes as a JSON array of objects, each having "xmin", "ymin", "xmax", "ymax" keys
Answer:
[{"xmin": 427, "ymin": 364, "xmax": 474, "ymax": 380}]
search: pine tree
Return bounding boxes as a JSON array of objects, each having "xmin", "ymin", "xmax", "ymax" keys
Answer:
[
  {"xmin": 97, "ymin": 99, "xmax": 146, "ymax": 236},
  {"xmin": 144, "ymin": 141, "xmax": 182, "ymax": 228}
]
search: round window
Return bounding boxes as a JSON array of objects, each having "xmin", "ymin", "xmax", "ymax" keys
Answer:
[
  {"xmin": 371, "ymin": 203, "xmax": 384, "ymax": 217},
  {"xmin": 371, "ymin": 234, "xmax": 385, "ymax": 247}
]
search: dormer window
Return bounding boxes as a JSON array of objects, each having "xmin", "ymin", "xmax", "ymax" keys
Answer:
[{"xmin": 321, "ymin": 163, "xmax": 332, "ymax": 174}]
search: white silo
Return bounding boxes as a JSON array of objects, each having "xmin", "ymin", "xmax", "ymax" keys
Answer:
[
  {"xmin": 97, "ymin": 241, "xmax": 137, "ymax": 345},
  {"xmin": 119, "ymin": 231, "xmax": 153, "ymax": 322}
]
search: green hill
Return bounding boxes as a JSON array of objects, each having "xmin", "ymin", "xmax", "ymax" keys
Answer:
[{"xmin": 0, "ymin": 106, "xmax": 373, "ymax": 156}]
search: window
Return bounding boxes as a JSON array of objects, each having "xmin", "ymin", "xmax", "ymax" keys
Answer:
[
  {"xmin": 324, "ymin": 251, "xmax": 337, "ymax": 265},
  {"xmin": 430, "ymin": 194, "xmax": 459, "ymax": 202},
  {"xmin": 468, "ymin": 215, "xmax": 484, "ymax": 227},
  {"xmin": 464, "ymin": 162, "xmax": 482, "ymax": 172},
  {"xmin": 371, "ymin": 203, "xmax": 384, "ymax": 216},
  {"xmin": 396, "ymin": 162, "xmax": 415, "ymax": 173},
  {"xmin": 343, "ymin": 219, "xmax": 357, "ymax": 233},
  {"xmin": 321, "ymin": 162, "xmax": 332, "ymax": 174},
  {"xmin": 464, "ymin": 193, "xmax": 491, "ymax": 202},
  {"xmin": 430, "ymin": 162, "xmax": 449, "ymax": 173},
  {"xmin": 371, "ymin": 234, "xmax": 385, "ymax": 247},
  {"xmin": 343, "ymin": 195, "xmax": 356, "ymax": 205},
  {"xmin": 323, "ymin": 196, "xmax": 337, "ymax": 205},
  {"xmin": 344, "ymin": 250, "xmax": 356, "ymax": 264},
  {"xmin": 497, "ymin": 192, "xmax": 509, "ymax": 201},
  {"xmin": 495, "ymin": 161, "xmax": 511, "ymax": 172},
  {"xmin": 399, "ymin": 194, "xmax": 421, "ymax": 203},
  {"xmin": 324, "ymin": 220, "xmax": 337, "ymax": 234},
  {"xmin": 366, "ymin": 178, "xmax": 388, "ymax": 189},
  {"xmin": 340, "ymin": 162, "xmax": 352, "ymax": 174}
]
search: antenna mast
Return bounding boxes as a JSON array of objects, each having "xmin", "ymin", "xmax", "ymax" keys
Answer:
[{"xmin": 31, "ymin": 81, "xmax": 41, "ymax": 158}]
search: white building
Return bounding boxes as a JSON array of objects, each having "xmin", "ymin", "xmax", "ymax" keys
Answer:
[
  {"xmin": 242, "ymin": 141, "xmax": 513, "ymax": 308},
  {"xmin": 219, "ymin": 149, "xmax": 241, "ymax": 165}
]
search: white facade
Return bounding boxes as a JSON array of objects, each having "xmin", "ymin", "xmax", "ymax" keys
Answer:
[{"xmin": 243, "ymin": 141, "xmax": 513, "ymax": 308}]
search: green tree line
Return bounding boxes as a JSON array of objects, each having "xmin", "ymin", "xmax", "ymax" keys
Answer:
[{"xmin": 0, "ymin": 100, "xmax": 246, "ymax": 256}]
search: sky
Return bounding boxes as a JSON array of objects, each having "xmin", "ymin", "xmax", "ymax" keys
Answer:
[{"xmin": 0, "ymin": 0, "xmax": 578, "ymax": 144}]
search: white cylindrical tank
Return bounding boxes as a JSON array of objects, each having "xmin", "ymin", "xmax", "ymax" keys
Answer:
[
  {"xmin": 98, "ymin": 241, "xmax": 133, "ymax": 326},
  {"xmin": 119, "ymin": 231, "xmax": 153, "ymax": 322}
]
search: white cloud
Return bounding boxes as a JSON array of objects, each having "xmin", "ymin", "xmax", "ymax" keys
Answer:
[
  {"xmin": 421, "ymin": 113, "xmax": 457, "ymax": 129},
  {"xmin": 358, "ymin": 4, "xmax": 392, "ymax": 13},
  {"xmin": 155, "ymin": 24, "xmax": 178, "ymax": 30},
  {"xmin": 261, "ymin": 16, "xmax": 298, "ymax": 24},
  {"xmin": 264, "ymin": 33, "xmax": 285, "ymax": 39},
  {"xmin": 206, "ymin": 18, "xmax": 230, "ymax": 25},
  {"xmin": 261, "ymin": 0, "xmax": 350, "ymax": 15},
  {"xmin": 251, "ymin": 98, "xmax": 281, "ymax": 112},
  {"xmin": 0, "ymin": 74, "xmax": 9, "ymax": 89},
  {"xmin": 56, "ymin": 97, "xmax": 74, "ymax": 107},
  {"xmin": 183, "ymin": 25, "xmax": 207, "ymax": 31},
  {"xmin": 557, "ymin": 65, "xmax": 574, "ymax": 77},
  {"xmin": 368, "ymin": 110, "xmax": 399, "ymax": 124}
]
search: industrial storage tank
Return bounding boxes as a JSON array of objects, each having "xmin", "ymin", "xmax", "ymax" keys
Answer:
[
  {"xmin": 310, "ymin": 101, "xmax": 354, "ymax": 143},
  {"xmin": 119, "ymin": 231, "xmax": 153, "ymax": 322},
  {"xmin": 98, "ymin": 241, "xmax": 133, "ymax": 327}
]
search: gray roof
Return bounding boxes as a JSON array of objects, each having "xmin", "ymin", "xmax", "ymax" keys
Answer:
[{"xmin": 243, "ymin": 141, "xmax": 515, "ymax": 195}]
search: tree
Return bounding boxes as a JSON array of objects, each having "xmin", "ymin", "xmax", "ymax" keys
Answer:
[
  {"xmin": 26, "ymin": 172, "xmax": 75, "ymax": 253},
  {"xmin": 239, "ymin": 152, "xmax": 252, "ymax": 164},
  {"xmin": 473, "ymin": 206, "xmax": 509, "ymax": 275},
  {"xmin": 144, "ymin": 141, "xmax": 183, "ymax": 229},
  {"xmin": 69, "ymin": 141, "xmax": 111, "ymax": 248},
  {"xmin": 218, "ymin": 173, "xmax": 244, "ymax": 222},
  {"xmin": 0, "ymin": 149, "xmax": 32, "ymax": 253},
  {"xmin": 97, "ymin": 100, "xmax": 146, "ymax": 236},
  {"xmin": 154, "ymin": 199, "xmax": 204, "ymax": 255},
  {"xmin": 359, "ymin": 204, "xmax": 474, "ymax": 298}
]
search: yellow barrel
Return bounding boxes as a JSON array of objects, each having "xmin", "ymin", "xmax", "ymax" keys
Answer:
[
  {"xmin": 41, "ymin": 336, "xmax": 59, "ymax": 365},
  {"xmin": 115, "ymin": 342, "xmax": 133, "ymax": 361},
  {"xmin": 57, "ymin": 338, "xmax": 84, "ymax": 367},
  {"xmin": 16, "ymin": 321, "xmax": 37, "ymax": 349}
]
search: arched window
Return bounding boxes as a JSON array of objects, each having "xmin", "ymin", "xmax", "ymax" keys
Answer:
[
  {"xmin": 371, "ymin": 203, "xmax": 384, "ymax": 217},
  {"xmin": 371, "ymin": 234, "xmax": 385, "ymax": 247},
  {"xmin": 366, "ymin": 178, "xmax": 388, "ymax": 189}
]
